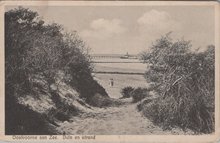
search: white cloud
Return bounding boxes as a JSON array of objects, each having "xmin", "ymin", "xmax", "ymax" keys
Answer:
[
  {"xmin": 137, "ymin": 10, "xmax": 181, "ymax": 36},
  {"xmin": 80, "ymin": 18, "xmax": 126, "ymax": 39},
  {"xmin": 138, "ymin": 10, "xmax": 171, "ymax": 25},
  {"xmin": 136, "ymin": 10, "xmax": 182, "ymax": 51}
]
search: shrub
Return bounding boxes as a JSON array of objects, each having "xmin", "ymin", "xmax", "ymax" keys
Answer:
[
  {"xmin": 140, "ymin": 33, "xmax": 215, "ymax": 134},
  {"xmin": 131, "ymin": 88, "xmax": 150, "ymax": 103},
  {"xmin": 120, "ymin": 86, "xmax": 135, "ymax": 98}
]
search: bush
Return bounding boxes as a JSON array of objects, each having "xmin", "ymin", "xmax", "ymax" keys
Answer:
[
  {"xmin": 140, "ymin": 33, "xmax": 215, "ymax": 134},
  {"xmin": 120, "ymin": 86, "xmax": 135, "ymax": 98},
  {"xmin": 121, "ymin": 86, "xmax": 150, "ymax": 102},
  {"xmin": 141, "ymin": 92, "xmax": 214, "ymax": 133},
  {"xmin": 131, "ymin": 88, "xmax": 150, "ymax": 103}
]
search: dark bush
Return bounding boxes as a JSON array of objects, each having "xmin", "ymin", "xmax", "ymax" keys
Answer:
[
  {"xmin": 131, "ymin": 88, "xmax": 150, "ymax": 103},
  {"xmin": 120, "ymin": 86, "xmax": 135, "ymax": 98}
]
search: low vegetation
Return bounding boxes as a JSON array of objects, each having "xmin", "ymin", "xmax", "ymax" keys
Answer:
[
  {"xmin": 131, "ymin": 88, "xmax": 150, "ymax": 103},
  {"xmin": 121, "ymin": 86, "xmax": 151, "ymax": 103},
  {"xmin": 139, "ymin": 33, "xmax": 215, "ymax": 134},
  {"xmin": 120, "ymin": 86, "xmax": 135, "ymax": 98}
]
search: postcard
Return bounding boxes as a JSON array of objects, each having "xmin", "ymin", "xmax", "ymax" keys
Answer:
[{"xmin": 0, "ymin": 1, "xmax": 219, "ymax": 142}]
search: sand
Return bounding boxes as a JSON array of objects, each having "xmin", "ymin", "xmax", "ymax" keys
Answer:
[{"xmin": 58, "ymin": 99, "xmax": 189, "ymax": 135}]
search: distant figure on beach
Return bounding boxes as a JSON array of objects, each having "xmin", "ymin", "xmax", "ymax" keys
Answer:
[{"xmin": 109, "ymin": 78, "xmax": 114, "ymax": 87}]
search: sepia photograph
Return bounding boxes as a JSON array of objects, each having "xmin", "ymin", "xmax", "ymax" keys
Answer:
[{"xmin": 1, "ymin": 1, "xmax": 219, "ymax": 141}]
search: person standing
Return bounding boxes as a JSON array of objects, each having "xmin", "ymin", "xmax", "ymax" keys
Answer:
[{"xmin": 109, "ymin": 78, "xmax": 114, "ymax": 87}]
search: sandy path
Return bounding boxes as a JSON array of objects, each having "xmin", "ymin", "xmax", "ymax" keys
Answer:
[{"xmin": 57, "ymin": 99, "xmax": 186, "ymax": 135}]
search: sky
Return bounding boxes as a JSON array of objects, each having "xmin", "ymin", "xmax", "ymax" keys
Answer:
[{"xmin": 6, "ymin": 6, "xmax": 215, "ymax": 54}]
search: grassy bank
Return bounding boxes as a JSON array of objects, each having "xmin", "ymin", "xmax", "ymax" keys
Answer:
[
  {"xmin": 138, "ymin": 34, "xmax": 215, "ymax": 134},
  {"xmin": 5, "ymin": 7, "xmax": 108, "ymax": 135}
]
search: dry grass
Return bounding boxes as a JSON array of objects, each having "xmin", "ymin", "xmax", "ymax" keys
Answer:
[{"xmin": 139, "ymin": 34, "xmax": 215, "ymax": 134}]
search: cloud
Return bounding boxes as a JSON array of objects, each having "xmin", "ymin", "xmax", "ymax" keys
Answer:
[
  {"xmin": 79, "ymin": 11, "xmax": 182, "ymax": 54},
  {"xmin": 138, "ymin": 10, "xmax": 171, "ymax": 25},
  {"xmin": 135, "ymin": 10, "xmax": 182, "ymax": 51},
  {"xmin": 80, "ymin": 18, "xmax": 126, "ymax": 39},
  {"xmin": 137, "ymin": 10, "xmax": 181, "ymax": 36}
]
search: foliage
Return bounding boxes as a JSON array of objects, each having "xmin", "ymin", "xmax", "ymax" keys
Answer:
[
  {"xmin": 5, "ymin": 7, "xmax": 107, "ymax": 134},
  {"xmin": 5, "ymin": 6, "xmax": 105, "ymax": 99},
  {"xmin": 120, "ymin": 86, "xmax": 135, "ymax": 98},
  {"xmin": 140, "ymin": 33, "xmax": 215, "ymax": 133},
  {"xmin": 120, "ymin": 86, "xmax": 150, "ymax": 102},
  {"xmin": 131, "ymin": 88, "xmax": 150, "ymax": 103}
]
